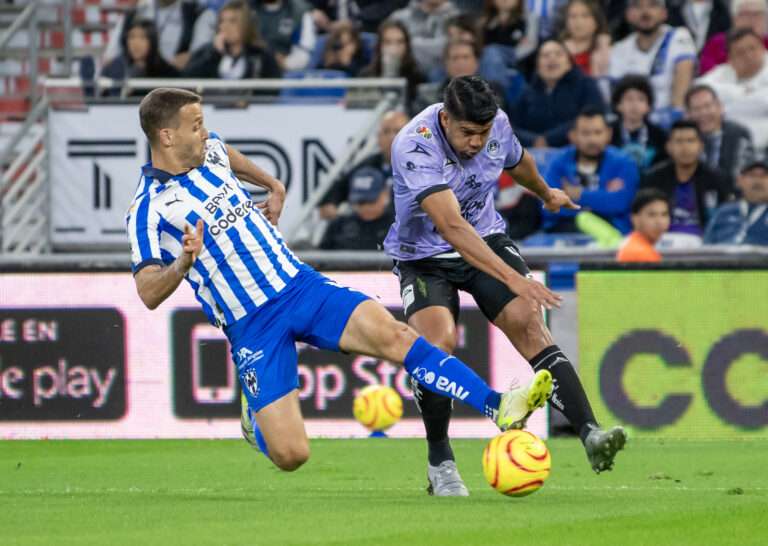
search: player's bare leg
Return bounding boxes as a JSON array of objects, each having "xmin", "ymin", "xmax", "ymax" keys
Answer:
[
  {"xmin": 493, "ymin": 297, "xmax": 627, "ymax": 473},
  {"xmin": 245, "ymin": 390, "xmax": 310, "ymax": 471},
  {"xmin": 408, "ymin": 306, "xmax": 468, "ymax": 496}
]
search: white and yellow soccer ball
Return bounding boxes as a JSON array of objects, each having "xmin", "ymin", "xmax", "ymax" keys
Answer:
[
  {"xmin": 353, "ymin": 385, "xmax": 403, "ymax": 431},
  {"xmin": 482, "ymin": 429, "xmax": 551, "ymax": 497}
]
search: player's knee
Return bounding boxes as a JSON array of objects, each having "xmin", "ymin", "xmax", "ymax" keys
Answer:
[
  {"xmin": 271, "ymin": 442, "xmax": 310, "ymax": 472},
  {"xmin": 379, "ymin": 320, "xmax": 419, "ymax": 360}
]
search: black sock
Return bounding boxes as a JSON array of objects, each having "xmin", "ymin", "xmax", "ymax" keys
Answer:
[
  {"xmin": 529, "ymin": 345, "xmax": 598, "ymax": 442},
  {"xmin": 414, "ymin": 384, "xmax": 455, "ymax": 466}
]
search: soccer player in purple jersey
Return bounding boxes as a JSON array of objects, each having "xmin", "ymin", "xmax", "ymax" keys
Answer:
[{"xmin": 384, "ymin": 76, "xmax": 627, "ymax": 496}]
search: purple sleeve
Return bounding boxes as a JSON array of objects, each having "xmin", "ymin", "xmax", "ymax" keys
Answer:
[
  {"xmin": 500, "ymin": 111, "xmax": 524, "ymax": 169},
  {"xmin": 392, "ymin": 137, "xmax": 447, "ymax": 203}
]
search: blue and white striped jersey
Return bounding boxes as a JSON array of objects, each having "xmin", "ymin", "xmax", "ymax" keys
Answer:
[{"xmin": 126, "ymin": 132, "xmax": 303, "ymax": 327}]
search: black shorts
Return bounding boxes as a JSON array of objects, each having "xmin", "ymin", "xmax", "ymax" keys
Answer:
[{"xmin": 395, "ymin": 233, "xmax": 531, "ymax": 322}]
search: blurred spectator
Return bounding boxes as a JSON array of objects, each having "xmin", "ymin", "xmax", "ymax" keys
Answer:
[
  {"xmin": 685, "ymin": 84, "xmax": 752, "ymax": 184},
  {"xmin": 608, "ymin": 0, "xmax": 697, "ymax": 110},
  {"xmin": 413, "ymin": 40, "xmax": 509, "ymax": 112},
  {"xmin": 616, "ymin": 187, "xmax": 670, "ymax": 261},
  {"xmin": 349, "ymin": 0, "xmax": 410, "ymax": 33},
  {"xmin": 560, "ymin": 0, "xmax": 611, "ymax": 76},
  {"xmin": 320, "ymin": 21, "xmax": 370, "ymax": 75},
  {"xmin": 189, "ymin": 1, "xmax": 229, "ymax": 54},
  {"xmin": 641, "ymin": 120, "xmax": 731, "ymax": 238},
  {"xmin": 123, "ymin": 0, "xmax": 205, "ymax": 71},
  {"xmin": 445, "ymin": 13, "xmax": 482, "ymax": 44},
  {"xmin": 319, "ymin": 166, "xmax": 395, "ymax": 250},
  {"xmin": 319, "ymin": 110, "xmax": 409, "ymax": 219},
  {"xmin": 610, "ymin": 75, "xmax": 668, "ymax": 170},
  {"xmin": 184, "ymin": 0, "xmax": 281, "ymax": 79},
  {"xmin": 697, "ymin": 28, "xmax": 768, "ymax": 148},
  {"xmin": 528, "ymin": 0, "xmax": 569, "ymax": 40},
  {"xmin": 481, "ymin": 0, "xmax": 539, "ymax": 63},
  {"xmin": 511, "ymin": 39, "xmax": 605, "ymax": 147},
  {"xmin": 543, "ymin": 107, "xmax": 640, "ymax": 233},
  {"xmin": 360, "ymin": 20, "xmax": 426, "ymax": 113},
  {"xmin": 667, "ymin": 0, "xmax": 731, "ymax": 51},
  {"xmin": 496, "ymin": 171, "xmax": 543, "ymax": 239},
  {"xmin": 699, "ymin": 0, "xmax": 768, "ymax": 74},
  {"xmin": 101, "ymin": 19, "xmax": 180, "ymax": 90},
  {"xmin": 252, "ymin": 0, "xmax": 317, "ymax": 71},
  {"xmin": 704, "ymin": 148, "xmax": 768, "ymax": 245},
  {"xmin": 308, "ymin": 0, "xmax": 358, "ymax": 32},
  {"xmin": 390, "ymin": 0, "xmax": 460, "ymax": 74}
]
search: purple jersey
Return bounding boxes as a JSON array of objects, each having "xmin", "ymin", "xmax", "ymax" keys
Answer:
[{"xmin": 383, "ymin": 103, "xmax": 524, "ymax": 261}]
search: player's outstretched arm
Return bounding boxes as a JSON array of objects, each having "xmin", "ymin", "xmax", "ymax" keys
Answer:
[
  {"xmin": 134, "ymin": 220, "xmax": 203, "ymax": 310},
  {"xmin": 226, "ymin": 144, "xmax": 286, "ymax": 225},
  {"xmin": 421, "ymin": 190, "xmax": 561, "ymax": 310},
  {"xmin": 506, "ymin": 151, "xmax": 580, "ymax": 213}
]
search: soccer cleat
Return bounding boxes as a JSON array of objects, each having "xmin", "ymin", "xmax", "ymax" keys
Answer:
[
  {"xmin": 427, "ymin": 460, "xmax": 470, "ymax": 497},
  {"xmin": 584, "ymin": 425, "xmax": 627, "ymax": 473},
  {"xmin": 495, "ymin": 369, "xmax": 553, "ymax": 431},
  {"xmin": 240, "ymin": 393, "xmax": 258, "ymax": 449}
]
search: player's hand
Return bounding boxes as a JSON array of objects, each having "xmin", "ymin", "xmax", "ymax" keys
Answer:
[
  {"xmin": 543, "ymin": 188, "xmax": 581, "ymax": 213},
  {"xmin": 508, "ymin": 275, "xmax": 563, "ymax": 311},
  {"xmin": 180, "ymin": 220, "xmax": 204, "ymax": 271},
  {"xmin": 257, "ymin": 184, "xmax": 286, "ymax": 225}
]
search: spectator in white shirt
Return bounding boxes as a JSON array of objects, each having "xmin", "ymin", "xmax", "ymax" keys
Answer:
[
  {"xmin": 609, "ymin": 0, "xmax": 697, "ymax": 111},
  {"xmin": 698, "ymin": 28, "xmax": 768, "ymax": 148}
]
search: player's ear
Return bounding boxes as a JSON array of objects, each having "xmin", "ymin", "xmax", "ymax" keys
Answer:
[{"xmin": 158, "ymin": 128, "xmax": 173, "ymax": 148}]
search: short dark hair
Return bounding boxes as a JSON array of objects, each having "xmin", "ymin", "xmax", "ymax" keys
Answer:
[
  {"xmin": 575, "ymin": 104, "xmax": 608, "ymax": 125},
  {"xmin": 139, "ymin": 87, "xmax": 202, "ymax": 144},
  {"xmin": 443, "ymin": 38, "xmax": 481, "ymax": 62},
  {"xmin": 631, "ymin": 188, "xmax": 670, "ymax": 214},
  {"xmin": 442, "ymin": 76, "xmax": 498, "ymax": 125},
  {"xmin": 611, "ymin": 74, "xmax": 655, "ymax": 111},
  {"xmin": 727, "ymin": 27, "xmax": 763, "ymax": 52},
  {"xmin": 668, "ymin": 119, "xmax": 703, "ymax": 141},
  {"xmin": 684, "ymin": 83, "xmax": 719, "ymax": 109}
]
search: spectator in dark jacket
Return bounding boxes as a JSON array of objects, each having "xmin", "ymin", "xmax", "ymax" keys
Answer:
[
  {"xmin": 101, "ymin": 18, "xmax": 180, "ymax": 93},
  {"xmin": 610, "ymin": 75, "xmax": 668, "ymax": 171},
  {"xmin": 184, "ymin": 0, "xmax": 281, "ymax": 80},
  {"xmin": 641, "ymin": 120, "xmax": 732, "ymax": 237},
  {"xmin": 319, "ymin": 166, "xmax": 395, "ymax": 250},
  {"xmin": 704, "ymin": 147, "xmax": 768, "ymax": 245},
  {"xmin": 511, "ymin": 39, "xmax": 605, "ymax": 147},
  {"xmin": 360, "ymin": 20, "xmax": 426, "ymax": 113},
  {"xmin": 543, "ymin": 107, "xmax": 640, "ymax": 233}
]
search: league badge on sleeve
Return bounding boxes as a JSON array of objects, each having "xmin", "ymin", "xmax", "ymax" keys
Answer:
[
  {"xmin": 416, "ymin": 125, "xmax": 432, "ymax": 140},
  {"xmin": 487, "ymin": 139, "xmax": 501, "ymax": 157}
]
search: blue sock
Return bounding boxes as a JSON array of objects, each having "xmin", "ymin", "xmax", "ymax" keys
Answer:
[
  {"xmin": 249, "ymin": 410, "xmax": 270, "ymax": 458},
  {"xmin": 404, "ymin": 337, "xmax": 501, "ymax": 418}
]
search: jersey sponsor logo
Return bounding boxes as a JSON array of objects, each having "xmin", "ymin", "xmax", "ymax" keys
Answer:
[
  {"xmin": 236, "ymin": 347, "xmax": 264, "ymax": 370},
  {"xmin": 209, "ymin": 200, "xmax": 256, "ymax": 236},
  {"xmin": 409, "ymin": 368, "xmax": 470, "ymax": 401},
  {"xmin": 405, "ymin": 161, "xmax": 417, "ymax": 171},
  {"xmin": 465, "ymin": 174, "xmax": 481, "ymax": 189},
  {"xmin": 204, "ymin": 183, "xmax": 236, "ymax": 215},
  {"xmin": 416, "ymin": 125, "xmax": 433, "ymax": 139},
  {"xmin": 486, "ymin": 139, "xmax": 501, "ymax": 156},
  {"xmin": 407, "ymin": 143, "xmax": 431, "ymax": 156}
]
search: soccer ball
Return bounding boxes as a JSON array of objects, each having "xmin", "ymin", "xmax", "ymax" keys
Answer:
[
  {"xmin": 353, "ymin": 385, "xmax": 403, "ymax": 431},
  {"xmin": 482, "ymin": 430, "xmax": 551, "ymax": 497}
]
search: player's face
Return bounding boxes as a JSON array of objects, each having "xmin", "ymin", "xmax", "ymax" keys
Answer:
[
  {"xmin": 738, "ymin": 166, "xmax": 768, "ymax": 204},
  {"xmin": 172, "ymin": 103, "xmax": 208, "ymax": 168},
  {"xmin": 632, "ymin": 200, "xmax": 670, "ymax": 243},
  {"xmin": 440, "ymin": 111, "xmax": 494, "ymax": 159},
  {"xmin": 572, "ymin": 116, "xmax": 610, "ymax": 159},
  {"xmin": 628, "ymin": 1, "xmax": 666, "ymax": 34},
  {"xmin": 566, "ymin": 1, "xmax": 598, "ymax": 40},
  {"xmin": 686, "ymin": 90, "xmax": 722, "ymax": 134},
  {"xmin": 667, "ymin": 129, "xmax": 702, "ymax": 166},
  {"xmin": 617, "ymin": 89, "xmax": 650, "ymax": 125},
  {"xmin": 126, "ymin": 26, "xmax": 150, "ymax": 63},
  {"xmin": 729, "ymin": 35, "xmax": 766, "ymax": 79}
]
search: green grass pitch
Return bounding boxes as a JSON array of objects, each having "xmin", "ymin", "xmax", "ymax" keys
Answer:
[{"xmin": 1, "ymin": 437, "xmax": 766, "ymax": 545}]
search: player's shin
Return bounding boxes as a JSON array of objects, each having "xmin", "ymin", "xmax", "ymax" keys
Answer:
[
  {"xmin": 404, "ymin": 337, "xmax": 501, "ymax": 417},
  {"xmin": 529, "ymin": 345, "xmax": 597, "ymax": 441}
]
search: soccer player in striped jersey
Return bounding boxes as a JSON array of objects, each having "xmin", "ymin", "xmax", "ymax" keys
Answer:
[{"xmin": 127, "ymin": 88, "xmax": 553, "ymax": 472}]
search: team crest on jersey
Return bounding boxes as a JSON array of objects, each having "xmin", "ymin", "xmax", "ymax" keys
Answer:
[
  {"xmin": 486, "ymin": 139, "xmax": 501, "ymax": 156},
  {"xmin": 416, "ymin": 125, "xmax": 432, "ymax": 139},
  {"xmin": 242, "ymin": 369, "xmax": 260, "ymax": 398}
]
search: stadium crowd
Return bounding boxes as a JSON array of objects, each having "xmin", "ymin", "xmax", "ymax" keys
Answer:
[{"xmin": 97, "ymin": 0, "xmax": 768, "ymax": 255}]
